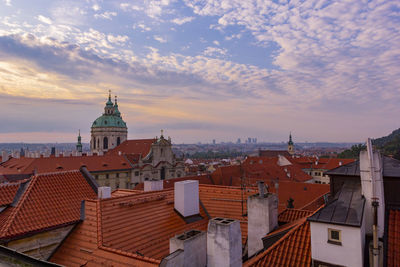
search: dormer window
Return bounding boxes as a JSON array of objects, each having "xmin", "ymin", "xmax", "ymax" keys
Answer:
[{"xmin": 328, "ymin": 228, "xmax": 341, "ymax": 245}]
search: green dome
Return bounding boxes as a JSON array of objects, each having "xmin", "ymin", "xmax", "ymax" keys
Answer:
[{"xmin": 92, "ymin": 114, "xmax": 127, "ymax": 128}]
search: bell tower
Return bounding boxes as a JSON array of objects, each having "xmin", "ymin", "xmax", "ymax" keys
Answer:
[
  {"xmin": 288, "ymin": 132, "xmax": 295, "ymax": 155},
  {"xmin": 91, "ymin": 91, "xmax": 128, "ymax": 154}
]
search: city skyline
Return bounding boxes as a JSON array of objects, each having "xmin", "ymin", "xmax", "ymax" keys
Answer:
[{"xmin": 0, "ymin": 0, "xmax": 399, "ymax": 143}]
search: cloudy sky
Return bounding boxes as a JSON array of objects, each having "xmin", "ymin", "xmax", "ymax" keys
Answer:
[{"xmin": 0, "ymin": 0, "xmax": 399, "ymax": 143}]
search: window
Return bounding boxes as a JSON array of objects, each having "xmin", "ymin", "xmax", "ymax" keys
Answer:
[
  {"xmin": 116, "ymin": 183, "xmax": 120, "ymax": 189},
  {"xmin": 103, "ymin": 137, "xmax": 108, "ymax": 149},
  {"xmin": 116, "ymin": 173, "xmax": 119, "ymax": 178},
  {"xmin": 95, "ymin": 175, "xmax": 98, "ymax": 180},
  {"xmin": 135, "ymin": 171, "xmax": 139, "ymax": 176},
  {"xmin": 328, "ymin": 228, "xmax": 341, "ymax": 245},
  {"xmin": 106, "ymin": 174, "xmax": 109, "ymax": 179},
  {"xmin": 117, "ymin": 137, "xmax": 121, "ymax": 146}
]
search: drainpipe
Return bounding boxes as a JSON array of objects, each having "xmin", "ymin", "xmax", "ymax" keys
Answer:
[{"xmin": 367, "ymin": 138, "xmax": 379, "ymax": 267}]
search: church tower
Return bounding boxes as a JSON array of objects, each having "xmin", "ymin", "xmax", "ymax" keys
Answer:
[
  {"xmin": 91, "ymin": 91, "xmax": 128, "ymax": 154},
  {"xmin": 76, "ymin": 130, "xmax": 82, "ymax": 153},
  {"xmin": 288, "ymin": 132, "xmax": 295, "ymax": 155}
]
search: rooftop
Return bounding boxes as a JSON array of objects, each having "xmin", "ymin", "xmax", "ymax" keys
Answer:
[
  {"xmin": 106, "ymin": 139, "xmax": 156, "ymax": 157},
  {"xmin": 387, "ymin": 209, "xmax": 400, "ymax": 266},
  {"xmin": 0, "ymin": 170, "xmax": 97, "ymax": 240},
  {"xmin": 308, "ymin": 182, "xmax": 365, "ymax": 227},
  {"xmin": 0, "ymin": 154, "xmax": 132, "ymax": 176},
  {"xmin": 326, "ymin": 156, "xmax": 400, "ymax": 178}
]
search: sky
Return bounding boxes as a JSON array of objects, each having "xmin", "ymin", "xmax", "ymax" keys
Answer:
[{"xmin": 0, "ymin": 0, "xmax": 399, "ymax": 144}]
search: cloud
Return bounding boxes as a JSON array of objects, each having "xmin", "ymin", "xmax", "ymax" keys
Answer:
[
  {"xmin": 203, "ymin": 46, "xmax": 227, "ymax": 57},
  {"xmin": 107, "ymin": 34, "xmax": 129, "ymax": 45},
  {"xmin": 94, "ymin": 11, "xmax": 117, "ymax": 20},
  {"xmin": 4, "ymin": 0, "xmax": 11, "ymax": 6},
  {"xmin": 133, "ymin": 23, "xmax": 152, "ymax": 32},
  {"xmin": 120, "ymin": 3, "xmax": 142, "ymax": 12},
  {"xmin": 92, "ymin": 4, "xmax": 100, "ymax": 11},
  {"xmin": 37, "ymin": 15, "xmax": 52, "ymax": 25},
  {"xmin": 171, "ymin": 16, "xmax": 195, "ymax": 25},
  {"xmin": 213, "ymin": 40, "xmax": 219, "ymax": 46},
  {"xmin": 153, "ymin": 35, "xmax": 167, "ymax": 43}
]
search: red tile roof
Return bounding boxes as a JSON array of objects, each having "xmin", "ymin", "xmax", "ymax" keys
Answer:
[
  {"xmin": 51, "ymin": 184, "xmax": 265, "ymax": 265},
  {"xmin": 290, "ymin": 157, "xmax": 355, "ymax": 171},
  {"xmin": 134, "ymin": 174, "xmax": 213, "ymax": 190},
  {"xmin": 107, "ymin": 139, "xmax": 156, "ymax": 157},
  {"xmin": 0, "ymin": 182, "xmax": 21, "ymax": 206},
  {"xmin": 387, "ymin": 209, "xmax": 400, "ymax": 267},
  {"xmin": 50, "ymin": 200, "xmax": 159, "ymax": 267},
  {"xmin": 245, "ymin": 218, "xmax": 311, "ymax": 267},
  {"xmin": 0, "ymin": 154, "xmax": 132, "ymax": 176},
  {"xmin": 0, "ymin": 170, "xmax": 97, "ymax": 240},
  {"xmin": 278, "ymin": 209, "xmax": 313, "ymax": 224}
]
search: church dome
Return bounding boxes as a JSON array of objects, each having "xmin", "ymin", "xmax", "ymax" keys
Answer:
[{"xmin": 92, "ymin": 114, "xmax": 127, "ymax": 128}]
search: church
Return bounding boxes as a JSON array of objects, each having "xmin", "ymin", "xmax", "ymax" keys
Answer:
[{"xmin": 88, "ymin": 91, "xmax": 185, "ymax": 186}]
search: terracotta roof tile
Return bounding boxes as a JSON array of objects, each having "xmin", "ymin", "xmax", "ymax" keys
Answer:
[
  {"xmin": 0, "ymin": 155, "xmax": 132, "ymax": 175},
  {"xmin": 0, "ymin": 170, "xmax": 97, "ymax": 240},
  {"xmin": 107, "ymin": 139, "xmax": 156, "ymax": 156},
  {"xmin": 0, "ymin": 182, "xmax": 21, "ymax": 206},
  {"xmin": 387, "ymin": 209, "xmax": 400, "ymax": 267},
  {"xmin": 278, "ymin": 209, "xmax": 313, "ymax": 224},
  {"xmin": 245, "ymin": 218, "xmax": 311, "ymax": 267}
]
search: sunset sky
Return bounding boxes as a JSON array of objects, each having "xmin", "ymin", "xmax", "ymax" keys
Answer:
[{"xmin": 0, "ymin": 0, "xmax": 399, "ymax": 143}]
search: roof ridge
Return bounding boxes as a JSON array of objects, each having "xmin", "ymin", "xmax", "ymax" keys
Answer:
[
  {"xmin": 35, "ymin": 169, "xmax": 81, "ymax": 177},
  {"xmin": 101, "ymin": 188, "xmax": 174, "ymax": 202}
]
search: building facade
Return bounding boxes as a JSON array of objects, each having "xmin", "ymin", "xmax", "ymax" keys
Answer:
[{"xmin": 91, "ymin": 91, "xmax": 127, "ymax": 154}]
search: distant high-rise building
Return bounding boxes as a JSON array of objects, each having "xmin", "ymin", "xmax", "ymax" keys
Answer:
[
  {"xmin": 248, "ymin": 137, "xmax": 252, "ymax": 144},
  {"xmin": 213, "ymin": 139, "xmax": 216, "ymax": 145},
  {"xmin": 237, "ymin": 138, "xmax": 241, "ymax": 144}
]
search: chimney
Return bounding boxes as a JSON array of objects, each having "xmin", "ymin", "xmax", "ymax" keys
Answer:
[
  {"xmin": 247, "ymin": 181, "xmax": 278, "ymax": 257},
  {"xmin": 98, "ymin": 186, "xmax": 111, "ymax": 199},
  {"xmin": 174, "ymin": 180, "xmax": 199, "ymax": 217},
  {"xmin": 169, "ymin": 229, "xmax": 206, "ymax": 267},
  {"xmin": 207, "ymin": 218, "xmax": 242, "ymax": 267},
  {"xmin": 144, "ymin": 180, "xmax": 164, "ymax": 191}
]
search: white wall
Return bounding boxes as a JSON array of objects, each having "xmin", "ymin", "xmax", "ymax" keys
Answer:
[{"xmin": 310, "ymin": 221, "xmax": 364, "ymax": 267}]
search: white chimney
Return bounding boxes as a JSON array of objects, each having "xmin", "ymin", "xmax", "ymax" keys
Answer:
[
  {"xmin": 98, "ymin": 186, "xmax": 111, "ymax": 199},
  {"xmin": 1, "ymin": 151, "xmax": 9, "ymax": 163},
  {"xmin": 174, "ymin": 180, "xmax": 199, "ymax": 217},
  {"xmin": 207, "ymin": 218, "xmax": 242, "ymax": 267},
  {"xmin": 144, "ymin": 180, "xmax": 164, "ymax": 191},
  {"xmin": 247, "ymin": 183, "xmax": 278, "ymax": 257},
  {"xmin": 169, "ymin": 230, "xmax": 206, "ymax": 267}
]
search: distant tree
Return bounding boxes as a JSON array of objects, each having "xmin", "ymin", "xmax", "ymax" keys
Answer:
[{"xmin": 337, "ymin": 144, "xmax": 366, "ymax": 159}]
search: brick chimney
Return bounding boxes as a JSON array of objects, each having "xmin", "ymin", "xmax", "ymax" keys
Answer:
[
  {"xmin": 207, "ymin": 218, "xmax": 242, "ymax": 267},
  {"xmin": 174, "ymin": 180, "xmax": 199, "ymax": 217},
  {"xmin": 247, "ymin": 181, "xmax": 278, "ymax": 257}
]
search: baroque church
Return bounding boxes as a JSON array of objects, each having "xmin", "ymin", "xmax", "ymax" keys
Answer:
[
  {"xmin": 91, "ymin": 91, "xmax": 127, "ymax": 153},
  {"xmin": 89, "ymin": 91, "xmax": 185, "ymax": 185}
]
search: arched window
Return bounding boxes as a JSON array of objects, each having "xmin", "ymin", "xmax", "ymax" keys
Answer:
[
  {"xmin": 117, "ymin": 137, "xmax": 121, "ymax": 146},
  {"xmin": 103, "ymin": 137, "xmax": 108, "ymax": 149},
  {"xmin": 97, "ymin": 138, "xmax": 99, "ymax": 149},
  {"xmin": 93, "ymin": 137, "xmax": 96, "ymax": 149},
  {"xmin": 160, "ymin": 167, "xmax": 166, "ymax": 180}
]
